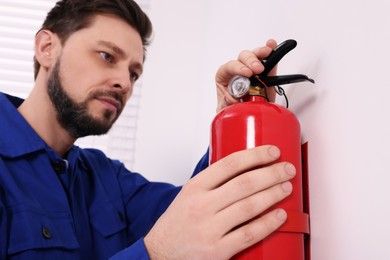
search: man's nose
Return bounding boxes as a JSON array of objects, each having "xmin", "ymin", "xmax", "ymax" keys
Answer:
[{"xmin": 111, "ymin": 70, "xmax": 132, "ymax": 95}]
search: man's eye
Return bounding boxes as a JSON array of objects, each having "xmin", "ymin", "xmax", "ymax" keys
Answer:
[
  {"xmin": 130, "ymin": 72, "xmax": 139, "ymax": 82},
  {"xmin": 100, "ymin": 52, "xmax": 113, "ymax": 63}
]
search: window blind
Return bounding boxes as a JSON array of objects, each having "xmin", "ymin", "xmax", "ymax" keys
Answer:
[{"xmin": 0, "ymin": 0, "xmax": 151, "ymax": 169}]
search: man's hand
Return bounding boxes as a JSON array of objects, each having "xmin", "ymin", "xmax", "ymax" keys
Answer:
[
  {"xmin": 215, "ymin": 39, "xmax": 278, "ymax": 112},
  {"xmin": 145, "ymin": 145, "xmax": 295, "ymax": 260}
]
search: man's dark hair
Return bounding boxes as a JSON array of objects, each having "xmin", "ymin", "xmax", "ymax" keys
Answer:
[{"xmin": 34, "ymin": 0, "xmax": 153, "ymax": 79}]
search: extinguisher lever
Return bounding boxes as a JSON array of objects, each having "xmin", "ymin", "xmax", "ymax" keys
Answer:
[
  {"xmin": 260, "ymin": 39, "xmax": 297, "ymax": 76},
  {"xmin": 253, "ymin": 74, "xmax": 315, "ymax": 87},
  {"xmin": 251, "ymin": 39, "xmax": 315, "ymax": 88},
  {"xmin": 227, "ymin": 39, "xmax": 315, "ymax": 102}
]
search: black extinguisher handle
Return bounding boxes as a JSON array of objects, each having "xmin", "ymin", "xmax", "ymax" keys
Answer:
[
  {"xmin": 261, "ymin": 39, "xmax": 297, "ymax": 76},
  {"xmin": 256, "ymin": 74, "xmax": 315, "ymax": 87},
  {"xmin": 228, "ymin": 39, "xmax": 315, "ymax": 101}
]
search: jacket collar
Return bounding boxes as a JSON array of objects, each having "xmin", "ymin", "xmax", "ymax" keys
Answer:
[{"xmin": 0, "ymin": 92, "xmax": 47, "ymax": 158}]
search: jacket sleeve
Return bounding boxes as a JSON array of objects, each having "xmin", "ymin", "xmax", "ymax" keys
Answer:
[
  {"xmin": 109, "ymin": 238, "xmax": 150, "ymax": 260},
  {"xmin": 191, "ymin": 148, "xmax": 210, "ymax": 178},
  {"xmin": 0, "ymin": 199, "xmax": 7, "ymax": 259}
]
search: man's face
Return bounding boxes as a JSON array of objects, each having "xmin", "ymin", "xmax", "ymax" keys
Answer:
[{"xmin": 47, "ymin": 14, "xmax": 144, "ymax": 138}]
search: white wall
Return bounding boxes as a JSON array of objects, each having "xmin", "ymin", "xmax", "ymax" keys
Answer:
[{"xmin": 134, "ymin": 0, "xmax": 390, "ymax": 259}]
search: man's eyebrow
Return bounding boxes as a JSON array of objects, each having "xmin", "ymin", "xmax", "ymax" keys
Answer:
[{"xmin": 97, "ymin": 40, "xmax": 126, "ymax": 57}]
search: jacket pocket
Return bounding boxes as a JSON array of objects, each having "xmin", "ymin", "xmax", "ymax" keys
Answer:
[
  {"xmin": 89, "ymin": 199, "xmax": 127, "ymax": 238},
  {"xmin": 7, "ymin": 205, "xmax": 79, "ymax": 255}
]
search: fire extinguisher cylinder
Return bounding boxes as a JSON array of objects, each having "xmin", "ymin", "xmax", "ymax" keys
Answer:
[{"xmin": 210, "ymin": 39, "xmax": 314, "ymax": 259}]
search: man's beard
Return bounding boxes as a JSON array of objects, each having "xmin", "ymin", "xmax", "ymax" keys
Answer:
[{"xmin": 47, "ymin": 60, "xmax": 123, "ymax": 139}]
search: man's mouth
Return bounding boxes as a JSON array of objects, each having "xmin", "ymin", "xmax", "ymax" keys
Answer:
[{"xmin": 96, "ymin": 96, "xmax": 122, "ymax": 113}]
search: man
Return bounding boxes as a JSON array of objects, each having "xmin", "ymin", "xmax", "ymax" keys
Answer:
[{"xmin": 0, "ymin": 0, "xmax": 295, "ymax": 259}]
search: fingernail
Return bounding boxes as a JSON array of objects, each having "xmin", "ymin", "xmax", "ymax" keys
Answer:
[
  {"xmin": 285, "ymin": 163, "xmax": 296, "ymax": 176},
  {"xmin": 281, "ymin": 181, "xmax": 293, "ymax": 193},
  {"xmin": 268, "ymin": 146, "xmax": 280, "ymax": 158},
  {"xmin": 276, "ymin": 209, "xmax": 287, "ymax": 221},
  {"xmin": 252, "ymin": 61, "xmax": 262, "ymax": 68}
]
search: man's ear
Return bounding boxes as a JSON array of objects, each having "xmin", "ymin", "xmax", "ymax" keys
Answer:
[{"xmin": 34, "ymin": 30, "xmax": 59, "ymax": 69}]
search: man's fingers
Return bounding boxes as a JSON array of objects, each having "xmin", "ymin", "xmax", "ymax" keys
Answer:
[
  {"xmin": 214, "ymin": 39, "xmax": 279, "ymax": 112},
  {"xmin": 214, "ymin": 180, "xmax": 293, "ymax": 233},
  {"xmin": 210, "ymin": 162, "xmax": 296, "ymax": 211},
  {"xmin": 193, "ymin": 145, "xmax": 281, "ymax": 190},
  {"xmin": 252, "ymin": 39, "xmax": 277, "ymax": 58},
  {"xmin": 216, "ymin": 39, "xmax": 277, "ymax": 86},
  {"xmin": 237, "ymin": 50, "xmax": 266, "ymax": 75},
  {"xmin": 218, "ymin": 208, "xmax": 287, "ymax": 258},
  {"xmin": 266, "ymin": 39, "xmax": 278, "ymax": 49},
  {"xmin": 215, "ymin": 59, "xmax": 253, "ymax": 86}
]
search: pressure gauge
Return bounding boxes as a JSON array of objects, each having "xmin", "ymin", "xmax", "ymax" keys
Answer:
[{"xmin": 228, "ymin": 76, "xmax": 251, "ymax": 99}]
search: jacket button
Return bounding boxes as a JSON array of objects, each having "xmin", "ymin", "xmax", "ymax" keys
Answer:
[
  {"xmin": 52, "ymin": 161, "xmax": 66, "ymax": 174},
  {"xmin": 42, "ymin": 226, "xmax": 52, "ymax": 239}
]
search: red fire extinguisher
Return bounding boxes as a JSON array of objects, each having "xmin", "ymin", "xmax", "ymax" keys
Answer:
[{"xmin": 210, "ymin": 39, "xmax": 314, "ymax": 259}]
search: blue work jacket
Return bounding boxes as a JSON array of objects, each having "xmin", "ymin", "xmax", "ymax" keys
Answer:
[{"xmin": 0, "ymin": 92, "xmax": 209, "ymax": 259}]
